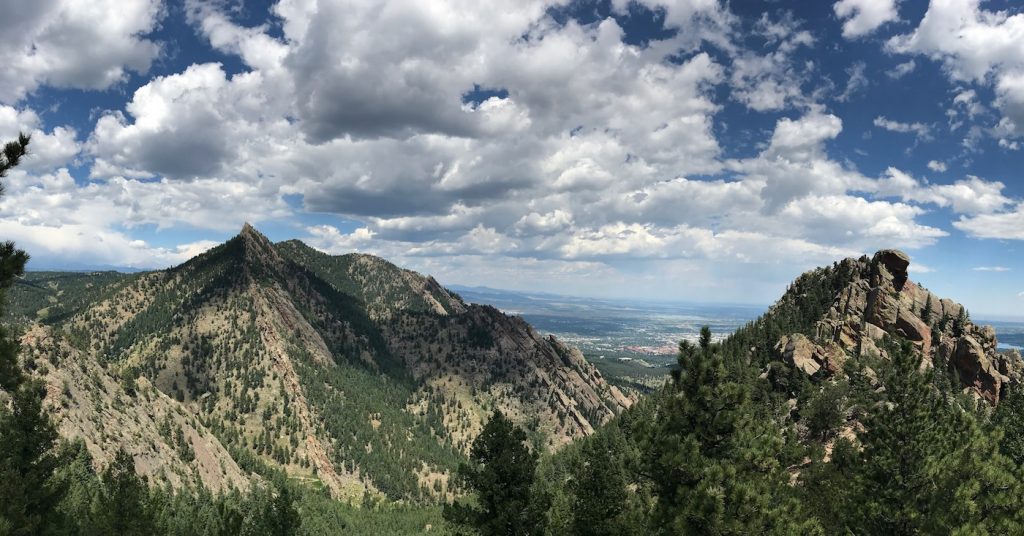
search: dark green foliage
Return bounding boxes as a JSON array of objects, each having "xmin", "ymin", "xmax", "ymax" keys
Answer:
[
  {"xmin": 536, "ymin": 418, "xmax": 649, "ymax": 536},
  {"xmin": 994, "ymin": 384, "xmax": 1024, "ymax": 466},
  {"xmin": 638, "ymin": 327, "xmax": 821, "ymax": 535},
  {"xmin": 95, "ymin": 449, "xmax": 156, "ymax": 535},
  {"xmin": 805, "ymin": 341, "xmax": 1024, "ymax": 534},
  {"xmin": 921, "ymin": 295, "xmax": 934, "ymax": 325},
  {"xmin": 289, "ymin": 342, "xmax": 463, "ymax": 501},
  {"xmin": 0, "ymin": 379, "xmax": 62, "ymax": 535},
  {"xmin": 801, "ymin": 380, "xmax": 849, "ymax": 442},
  {"xmin": 0, "ymin": 133, "xmax": 29, "ymax": 182},
  {"xmin": 3, "ymin": 271, "xmax": 131, "ymax": 329},
  {"xmin": 445, "ymin": 410, "xmax": 546, "ymax": 536},
  {"xmin": 719, "ymin": 258, "xmax": 865, "ymax": 371}
]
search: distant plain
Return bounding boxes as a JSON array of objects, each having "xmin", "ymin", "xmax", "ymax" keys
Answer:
[{"xmin": 454, "ymin": 286, "xmax": 1024, "ymax": 391}]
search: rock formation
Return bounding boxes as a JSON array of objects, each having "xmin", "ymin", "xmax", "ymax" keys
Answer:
[{"xmin": 775, "ymin": 249, "xmax": 1022, "ymax": 403}]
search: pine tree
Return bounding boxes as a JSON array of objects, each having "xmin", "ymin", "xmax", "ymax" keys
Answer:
[
  {"xmin": 0, "ymin": 378, "xmax": 62, "ymax": 534},
  {"xmin": 829, "ymin": 341, "xmax": 1023, "ymax": 534},
  {"xmin": 639, "ymin": 327, "xmax": 821, "ymax": 535},
  {"xmin": 567, "ymin": 424, "xmax": 646, "ymax": 536},
  {"xmin": 0, "ymin": 134, "xmax": 64, "ymax": 535},
  {"xmin": 953, "ymin": 307, "xmax": 968, "ymax": 337},
  {"xmin": 95, "ymin": 449, "xmax": 155, "ymax": 535},
  {"xmin": 443, "ymin": 410, "xmax": 545, "ymax": 536},
  {"xmin": 0, "ymin": 134, "xmax": 31, "ymax": 390},
  {"xmin": 994, "ymin": 384, "xmax": 1024, "ymax": 467},
  {"xmin": 921, "ymin": 295, "xmax": 933, "ymax": 325}
]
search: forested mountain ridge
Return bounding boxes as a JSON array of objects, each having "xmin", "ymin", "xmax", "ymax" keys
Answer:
[{"xmin": 4, "ymin": 224, "xmax": 630, "ymax": 503}]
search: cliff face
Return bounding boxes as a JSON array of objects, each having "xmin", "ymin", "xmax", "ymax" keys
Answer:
[
  {"xmin": 7, "ymin": 224, "xmax": 630, "ymax": 500},
  {"xmin": 775, "ymin": 249, "xmax": 1022, "ymax": 403}
]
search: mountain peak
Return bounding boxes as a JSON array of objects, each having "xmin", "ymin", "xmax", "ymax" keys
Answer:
[
  {"xmin": 236, "ymin": 222, "xmax": 271, "ymax": 246},
  {"xmin": 772, "ymin": 249, "xmax": 1020, "ymax": 403},
  {"xmin": 230, "ymin": 222, "xmax": 281, "ymax": 270}
]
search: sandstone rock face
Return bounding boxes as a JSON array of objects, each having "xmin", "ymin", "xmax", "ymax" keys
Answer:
[
  {"xmin": 777, "ymin": 334, "xmax": 822, "ymax": 376},
  {"xmin": 776, "ymin": 249, "xmax": 1018, "ymax": 404}
]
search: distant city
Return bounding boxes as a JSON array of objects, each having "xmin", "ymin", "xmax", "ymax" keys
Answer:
[{"xmin": 454, "ymin": 286, "xmax": 1024, "ymax": 386}]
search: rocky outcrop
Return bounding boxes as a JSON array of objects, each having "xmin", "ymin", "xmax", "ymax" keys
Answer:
[
  {"xmin": 776, "ymin": 249, "xmax": 1021, "ymax": 404},
  {"xmin": 775, "ymin": 334, "xmax": 847, "ymax": 377}
]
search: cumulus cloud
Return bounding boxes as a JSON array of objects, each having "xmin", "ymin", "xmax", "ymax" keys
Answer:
[
  {"xmin": 0, "ymin": 218, "xmax": 218, "ymax": 270},
  {"xmin": 954, "ymin": 203, "xmax": 1024, "ymax": 240},
  {"xmin": 875, "ymin": 169, "xmax": 1011, "ymax": 215},
  {"xmin": 88, "ymin": 63, "xmax": 285, "ymax": 179},
  {"xmin": 834, "ymin": 0, "xmax": 900, "ymax": 38},
  {"xmin": 0, "ymin": 0, "xmax": 163, "ymax": 103},
  {"xmin": 4, "ymin": 0, "xmax": 1022, "ymax": 303},
  {"xmin": 0, "ymin": 105, "xmax": 80, "ymax": 172},
  {"xmin": 728, "ymin": 14, "xmax": 816, "ymax": 111},
  {"xmin": 927, "ymin": 160, "xmax": 947, "ymax": 172},
  {"xmin": 889, "ymin": 0, "xmax": 1024, "ymax": 141}
]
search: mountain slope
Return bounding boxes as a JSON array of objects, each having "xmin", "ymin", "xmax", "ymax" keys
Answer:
[{"xmin": 6, "ymin": 224, "xmax": 630, "ymax": 501}]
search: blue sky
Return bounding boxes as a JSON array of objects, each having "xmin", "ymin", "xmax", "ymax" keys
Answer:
[{"xmin": 0, "ymin": 0, "xmax": 1023, "ymax": 317}]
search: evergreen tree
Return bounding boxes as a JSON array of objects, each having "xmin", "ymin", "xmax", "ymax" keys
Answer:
[
  {"xmin": 0, "ymin": 378, "xmax": 62, "ymax": 535},
  {"xmin": 639, "ymin": 327, "xmax": 820, "ymax": 535},
  {"xmin": 566, "ymin": 424, "xmax": 646, "ymax": 536},
  {"xmin": 444, "ymin": 410, "xmax": 545, "ymax": 536},
  {"xmin": 993, "ymin": 384, "xmax": 1024, "ymax": 467},
  {"xmin": 0, "ymin": 134, "xmax": 65, "ymax": 536},
  {"xmin": 825, "ymin": 341, "xmax": 1023, "ymax": 534},
  {"xmin": 0, "ymin": 134, "xmax": 31, "ymax": 390},
  {"xmin": 921, "ymin": 295, "xmax": 933, "ymax": 325},
  {"xmin": 94, "ymin": 449, "xmax": 156, "ymax": 535},
  {"xmin": 953, "ymin": 307, "xmax": 968, "ymax": 337}
]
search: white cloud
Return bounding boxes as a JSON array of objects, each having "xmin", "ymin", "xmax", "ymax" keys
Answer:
[
  {"xmin": 909, "ymin": 262, "xmax": 935, "ymax": 274},
  {"xmin": 834, "ymin": 0, "xmax": 900, "ymax": 38},
  {"xmin": 0, "ymin": 0, "xmax": 163, "ymax": 103},
  {"xmin": 954, "ymin": 202, "xmax": 1024, "ymax": 240},
  {"xmin": 4, "ymin": 0, "xmax": 1020, "ymax": 304},
  {"xmin": 889, "ymin": 0, "xmax": 1024, "ymax": 141},
  {"xmin": 927, "ymin": 160, "xmax": 947, "ymax": 172},
  {"xmin": 728, "ymin": 17, "xmax": 816, "ymax": 111},
  {"xmin": 88, "ymin": 63, "xmax": 283, "ymax": 180},
  {"xmin": 875, "ymin": 169, "xmax": 1010, "ymax": 215},
  {"xmin": 873, "ymin": 116, "xmax": 932, "ymax": 140},
  {"xmin": 0, "ymin": 105, "xmax": 80, "ymax": 172},
  {"xmin": 973, "ymin": 266, "xmax": 1010, "ymax": 272},
  {"xmin": 837, "ymin": 62, "xmax": 869, "ymax": 102},
  {"xmin": 887, "ymin": 60, "xmax": 916, "ymax": 79},
  {"xmin": 0, "ymin": 219, "xmax": 217, "ymax": 270}
]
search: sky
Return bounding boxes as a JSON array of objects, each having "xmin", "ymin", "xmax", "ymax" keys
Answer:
[{"xmin": 0, "ymin": 0, "xmax": 1023, "ymax": 317}]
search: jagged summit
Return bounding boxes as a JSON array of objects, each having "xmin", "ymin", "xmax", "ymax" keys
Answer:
[
  {"xmin": 772, "ymin": 248, "xmax": 1021, "ymax": 403},
  {"xmin": 234, "ymin": 222, "xmax": 278, "ymax": 257}
]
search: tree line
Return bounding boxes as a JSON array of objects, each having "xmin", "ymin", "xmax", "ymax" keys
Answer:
[{"xmin": 446, "ymin": 324, "xmax": 1024, "ymax": 535}]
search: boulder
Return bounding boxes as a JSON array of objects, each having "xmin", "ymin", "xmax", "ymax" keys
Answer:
[
  {"xmin": 895, "ymin": 308, "xmax": 932, "ymax": 356},
  {"xmin": 952, "ymin": 335, "xmax": 1003, "ymax": 404},
  {"xmin": 776, "ymin": 334, "xmax": 822, "ymax": 376}
]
